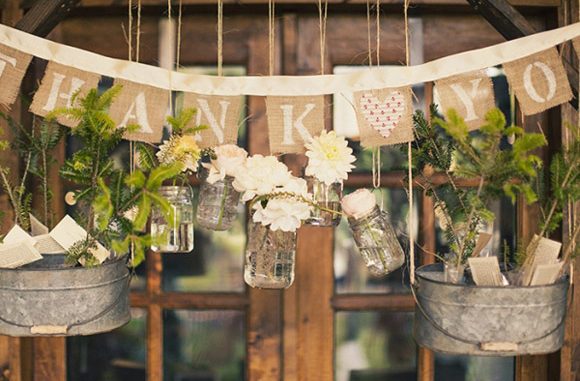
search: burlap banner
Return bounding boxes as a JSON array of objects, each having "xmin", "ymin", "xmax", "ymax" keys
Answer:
[
  {"xmin": 0, "ymin": 44, "xmax": 32, "ymax": 108},
  {"xmin": 573, "ymin": 37, "xmax": 580, "ymax": 57},
  {"xmin": 435, "ymin": 71, "xmax": 496, "ymax": 131},
  {"xmin": 30, "ymin": 62, "xmax": 101, "ymax": 127},
  {"xmin": 503, "ymin": 48, "xmax": 573, "ymax": 116},
  {"xmin": 182, "ymin": 93, "xmax": 242, "ymax": 149},
  {"xmin": 266, "ymin": 96, "xmax": 325, "ymax": 154},
  {"xmin": 109, "ymin": 79, "xmax": 169, "ymax": 143},
  {"xmin": 354, "ymin": 87, "xmax": 414, "ymax": 148}
]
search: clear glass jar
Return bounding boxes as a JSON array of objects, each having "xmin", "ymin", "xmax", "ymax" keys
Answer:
[
  {"xmin": 196, "ymin": 168, "xmax": 241, "ymax": 231},
  {"xmin": 347, "ymin": 205, "xmax": 405, "ymax": 276},
  {"xmin": 244, "ymin": 221, "xmax": 296, "ymax": 289},
  {"xmin": 150, "ymin": 186, "xmax": 194, "ymax": 253},
  {"xmin": 305, "ymin": 176, "xmax": 342, "ymax": 227}
]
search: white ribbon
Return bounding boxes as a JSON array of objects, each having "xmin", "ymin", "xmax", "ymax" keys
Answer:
[{"xmin": 0, "ymin": 22, "xmax": 579, "ymax": 96}]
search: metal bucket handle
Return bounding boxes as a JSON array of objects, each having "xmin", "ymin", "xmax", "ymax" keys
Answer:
[
  {"xmin": 411, "ymin": 281, "xmax": 573, "ymax": 349},
  {"xmin": 0, "ymin": 271, "xmax": 131, "ymax": 336}
]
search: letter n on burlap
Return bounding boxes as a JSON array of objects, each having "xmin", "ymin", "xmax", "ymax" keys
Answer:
[
  {"xmin": 503, "ymin": 48, "xmax": 572, "ymax": 115},
  {"xmin": 435, "ymin": 71, "xmax": 496, "ymax": 131},
  {"xmin": 266, "ymin": 96, "xmax": 325, "ymax": 154},
  {"xmin": 0, "ymin": 44, "xmax": 32, "ymax": 108},
  {"xmin": 353, "ymin": 86, "xmax": 414, "ymax": 148},
  {"xmin": 108, "ymin": 79, "xmax": 169, "ymax": 143},
  {"xmin": 182, "ymin": 93, "xmax": 242, "ymax": 149},
  {"xmin": 30, "ymin": 62, "xmax": 100, "ymax": 127}
]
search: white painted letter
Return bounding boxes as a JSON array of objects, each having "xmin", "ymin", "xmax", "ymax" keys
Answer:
[
  {"xmin": 42, "ymin": 73, "xmax": 85, "ymax": 111},
  {"xmin": 449, "ymin": 78, "xmax": 488, "ymax": 122},
  {"xmin": 119, "ymin": 92, "xmax": 154, "ymax": 133},
  {"xmin": 523, "ymin": 62, "xmax": 557, "ymax": 103},
  {"xmin": 0, "ymin": 52, "xmax": 17, "ymax": 78},
  {"xmin": 195, "ymin": 98, "xmax": 231, "ymax": 144},
  {"xmin": 280, "ymin": 103, "xmax": 316, "ymax": 145}
]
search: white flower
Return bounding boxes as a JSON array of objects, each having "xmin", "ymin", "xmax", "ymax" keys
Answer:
[
  {"xmin": 157, "ymin": 135, "xmax": 201, "ymax": 172},
  {"xmin": 341, "ymin": 188, "xmax": 377, "ymax": 219},
  {"xmin": 251, "ymin": 176, "xmax": 313, "ymax": 232},
  {"xmin": 232, "ymin": 155, "xmax": 292, "ymax": 202},
  {"xmin": 305, "ymin": 130, "xmax": 356, "ymax": 185},
  {"xmin": 202, "ymin": 144, "xmax": 248, "ymax": 184}
]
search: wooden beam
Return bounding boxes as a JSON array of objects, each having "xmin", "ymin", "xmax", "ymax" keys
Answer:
[
  {"xmin": 466, "ymin": 0, "xmax": 578, "ymax": 109},
  {"xmin": 15, "ymin": 0, "xmax": 81, "ymax": 37}
]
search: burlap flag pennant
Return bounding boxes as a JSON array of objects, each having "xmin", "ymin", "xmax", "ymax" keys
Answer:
[
  {"xmin": 182, "ymin": 92, "xmax": 242, "ymax": 149},
  {"xmin": 30, "ymin": 62, "xmax": 100, "ymax": 127},
  {"xmin": 435, "ymin": 71, "xmax": 496, "ymax": 131},
  {"xmin": 266, "ymin": 96, "xmax": 325, "ymax": 154},
  {"xmin": 0, "ymin": 44, "xmax": 32, "ymax": 108},
  {"xmin": 109, "ymin": 79, "xmax": 169, "ymax": 143},
  {"xmin": 354, "ymin": 86, "xmax": 414, "ymax": 148},
  {"xmin": 503, "ymin": 48, "xmax": 572, "ymax": 115},
  {"xmin": 573, "ymin": 38, "xmax": 580, "ymax": 58}
]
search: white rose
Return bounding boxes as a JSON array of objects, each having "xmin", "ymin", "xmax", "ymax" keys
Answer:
[
  {"xmin": 341, "ymin": 188, "xmax": 377, "ymax": 219},
  {"xmin": 252, "ymin": 198, "xmax": 311, "ymax": 232},
  {"xmin": 203, "ymin": 145, "xmax": 248, "ymax": 184}
]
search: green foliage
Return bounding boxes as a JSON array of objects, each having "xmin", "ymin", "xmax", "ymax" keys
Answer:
[
  {"xmin": 64, "ymin": 238, "xmax": 100, "ymax": 268},
  {"xmin": 0, "ymin": 112, "xmax": 64, "ymax": 229},
  {"xmin": 166, "ymin": 107, "xmax": 207, "ymax": 136},
  {"xmin": 407, "ymin": 106, "xmax": 546, "ymax": 266}
]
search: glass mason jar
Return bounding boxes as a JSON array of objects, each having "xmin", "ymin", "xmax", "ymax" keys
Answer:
[
  {"xmin": 347, "ymin": 205, "xmax": 405, "ymax": 276},
  {"xmin": 244, "ymin": 221, "xmax": 297, "ymax": 289},
  {"xmin": 305, "ymin": 176, "xmax": 342, "ymax": 227},
  {"xmin": 150, "ymin": 186, "xmax": 194, "ymax": 253},
  {"xmin": 196, "ymin": 167, "xmax": 241, "ymax": 231}
]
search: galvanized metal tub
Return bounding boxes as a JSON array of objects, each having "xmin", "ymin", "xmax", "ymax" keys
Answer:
[
  {"xmin": 0, "ymin": 254, "xmax": 131, "ymax": 337},
  {"xmin": 413, "ymin": 263, "xmax": 569, "ymax": 356}
]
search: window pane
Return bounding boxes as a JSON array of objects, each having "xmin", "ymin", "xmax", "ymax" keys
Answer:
[
  {"xmin": 164, "ymin": 310, "xmax": 246, "ymax": 381},
  {"xmin": 435, "ymin": 354, "xmax": 514, "ymax": 381},
  {"xmin": 335, "ymin": 311, "xmax": 416, "ymax": 381},
  {"xmin": 67, "ymin": 308, "xmax": 147, "ymax": 381},
  {"xmin": 335, "ymin": 188, "xmax": 418, "ymax": 294},
  {"xmin": 163, "ymin": 187, "xmax": 246, "ymax": 292}
]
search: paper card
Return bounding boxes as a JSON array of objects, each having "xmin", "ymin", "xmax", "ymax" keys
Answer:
[
  {"xmin": 530, "ymin": 262, "xmax": 564, "ymax": 286},
  {"xmin": 468, "ymin": 256, "xmax": 503, "ymax": 286},
  {"xmin": 50, "ymin": 215, "xmax": 110, "ymax": 264},
  {"xmin": 29, "ymin": 214, "xmax": 49, "ymax": 236},
  {"xmin": 0, "ymin": 240, "xmax": 42, "ymax": 268},
  {"xmin": 472, "ymin": 232, "xmax": 493, "ymax": 257},
  {"xmin": 3, "ymin": 224, "xmax": 34, "ymax": 245},
  {"xmin": 34, "ymin": 234, "xmax": 65, "ymax": 254},
  {"xmin": 531, "ymin": 236, "xmax": 562, "ymax": 262}
]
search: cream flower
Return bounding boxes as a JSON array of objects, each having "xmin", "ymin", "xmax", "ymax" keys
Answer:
[
  {"xmin": 305, "ymin": 130, "xmax": 356, "ymax": 185},
  {"xmin": 157, "ymin": 134, "xmax": 201, "ymax": 172},
  {"xmin": 341, "ymin": 188, "xmax": 377, "ymax": 219},
  {"xmin": 232, "ymin": 154, "xmax": 292, "ymax": 202},
  {"xmin": 202, "ymin": 144, "xmax": 248, "ymax": 184}
]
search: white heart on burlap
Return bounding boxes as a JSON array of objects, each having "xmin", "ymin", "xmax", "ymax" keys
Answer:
[{"xmin": 359, "ymin": 91, "xmax": 406, "ymax": 138}]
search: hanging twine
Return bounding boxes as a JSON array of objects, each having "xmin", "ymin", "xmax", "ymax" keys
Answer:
[
  {"xmin": 167, "ymin": 0, "xmax": 174, "ymax": 116},
  {"xmin": 177, "ymin": 0, "xmax": 183, "ymax": 70},
  {"xmin": 404, "ymin": 0, "xmax": 415, "ymax": 285},
  {"xmin": 268, "ymin": 0, "xmax": 275, "ymax": 76},
  {"xmin": 217, "ymin": 0, "xmax": 224, "ymax": 76},
  {"xmin": 317, "ymin": 0, "xmax": 328, "ymax": 75},
  {"xmin": 368, "ymin": 0, "xmax": 382, "ymax": 189},
  {"xmin": 376, "ymin": 0, "xmax": 380, "ymax": 66},
  {"xmin": 366, "ymin": 0, "xmax": 372, "ymax": 67}
]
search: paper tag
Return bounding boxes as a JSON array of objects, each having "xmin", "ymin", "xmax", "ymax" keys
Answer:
[
  {"xmin": 472, "ymin": 232, "xmax": 493, "ymax": 257},
  {"xmin": 522, "ymin": 235, "xmax": 562, "ymax": 285},
  {"xmin": 530, "ymin": 262, "xmax": 564, "ymax": 286},
  {"xmin": 0, "ymin": 240, "xmax": 43, "ymax": 268},
  {"xmin": 468, "ymin": 256, "xmax": 502, "ymax": 286},
  {"xmin": 50, "ymin": 215, "xmax": 110, "ymax": 264},
  {"xmin": 29, "ymin": 214, "xmax": 49, "ymax": 236},
  {"xmin": 34, "ymin": 234, "xmax": 65, "ymax": 254}
]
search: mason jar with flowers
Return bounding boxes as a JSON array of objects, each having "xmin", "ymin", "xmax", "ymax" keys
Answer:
[
  {"xmin": 341, "ymin": 188, "xmax": 405, "ymax": 276},
  {"xmin": 196, "ymin": 144, "xmax": 248, "ymax": 231},
  {"xmin": 304, "ymin": 130, "xmax": 356, "ymax": 227},
  {"xmin": 232, "ymin": 155, "xmax": 313, "ymax": 289}
]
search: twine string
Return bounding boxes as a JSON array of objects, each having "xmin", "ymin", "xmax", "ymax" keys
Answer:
[
  {"xmin": 217, "ymin": 0, "xmax": 224, "ymax": 76},
  {"xmin": 317, "ymin": 0, "xmax": 328, "ymax": 75},
  {"xmin": 366, "ymin": 0, "xmax": 372, "ymax": 67},
  {"xmin": 268, "ymin": 0, "xmax": 275, "ymax": 76}
]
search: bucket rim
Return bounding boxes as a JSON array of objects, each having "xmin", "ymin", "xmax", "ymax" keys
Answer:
[
  {"xmin": 0, "ymin": 254, "xmax": 129, "ymax": 273},
  {"xmin": 415, "ymin": 263, "xmax": 569, "ymax": 290}
]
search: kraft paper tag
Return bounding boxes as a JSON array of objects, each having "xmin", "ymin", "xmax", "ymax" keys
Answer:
[
  {"xmin": 468, "ymin": 256, "xmax": 503, "ymax": 286},
  {"xmin": 0, "ymin": 240, "xmax": 42, "ymax": 268},
  {"xmin": 3, "ymin": 224, "xmax": 35, "ymax": 245},
  {"xmin": 471, "ymin": 232, "xmax": 493, "ymax": 257},
  {"xmin": 50, "ymin": 215, "xmax": 110, "ymax": 264},
  {"xmin": 530, "ymin": 262, "xmax": 563, "ymax": 286},
  {"xmin": 34, "ymin": 234, "xmax": 64, "ymax": 254},
  {"xmin": 29, "ymin": 213, "xmax": 49, "ymax": 236}
]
